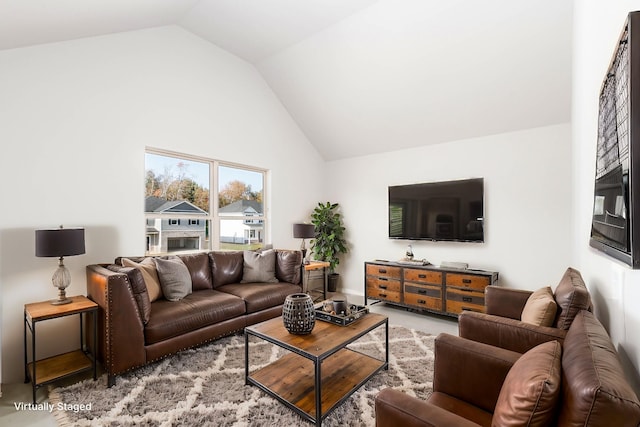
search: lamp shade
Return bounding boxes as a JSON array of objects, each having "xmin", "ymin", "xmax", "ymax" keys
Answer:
[
  {"xmin": 293, "ymin": 223, "xmax": 315, "ymax": 239},
  {"xmin": 35, "ymin": 228, "xmax": 85, "ymax": 257}
]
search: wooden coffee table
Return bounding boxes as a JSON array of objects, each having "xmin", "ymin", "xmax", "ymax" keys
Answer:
[{"xmin": 244, "ymin": 313, "xmax": 388, "ymax": 426}]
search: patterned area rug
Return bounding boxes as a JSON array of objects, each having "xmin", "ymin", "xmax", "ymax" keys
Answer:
[{"xmin": 49, "ymin": 325, "xmax": 434, "ymax": 426}]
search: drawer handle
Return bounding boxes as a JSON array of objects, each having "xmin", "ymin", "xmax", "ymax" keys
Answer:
[
  {"xmin": 417, "ymin": 299, "xmax": 426, "ymax": 304},
  {"xmin": 379, "ymin": 269, "xmax": 387, "ymax": 274},
  {"xmin": 462, "ymin": 296, "xmax": 473, "ymax": 303},
  {"xmin": 418, "ymin": 274, "xmax": 427, "ymax": 279},
  {"xmin": 417, "ymin": 289, "xmax": 427, "ymax": 295},
  {"xmin": 379, "ymin": 293, "xmax": 387, "ymax": 298},
  {"xmin": 379, "ymin": 277, "xmax": 388, "ymax": 281},
  {"xmin": 463, "ymin": 279, "xmax": 472, "ymax": 284},
  {"xmin": 379, "ymin": 285, "xmax": 387, "ymax": 290}
]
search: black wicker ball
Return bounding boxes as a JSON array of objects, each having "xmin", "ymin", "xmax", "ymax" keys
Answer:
[{"xmin": 282, "ymin": 293, "xmax": 315, "ymax": 334}]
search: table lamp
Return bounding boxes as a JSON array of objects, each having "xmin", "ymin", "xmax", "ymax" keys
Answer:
[
  {"xmin": 293, "ymin": 223, "xmax": 315, "ymax": 264},
  {"xmin": 35, "ymin": 225, "xmax": 85, "ymax": 305}
]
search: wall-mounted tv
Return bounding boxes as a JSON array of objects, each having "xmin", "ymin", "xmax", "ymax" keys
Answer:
[{"xmin": 388, "ymin": 178, "xmax": 484, "ymax": 242}]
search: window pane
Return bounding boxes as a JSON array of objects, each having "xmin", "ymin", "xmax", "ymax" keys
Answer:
[
  {"xmin": 219, "ymin": 219, "xmax": 264, "ymax": 250},
  {"xmin": 145, "ymin": 153, "xmax": 210, "ymax": 214},
  {"xmin": 218, "ymin": 165, "xmax": 263, "ymax": 214},
  {"xmin": 146, "ymin": 218, "xmax": 211, "ymax": 255}
]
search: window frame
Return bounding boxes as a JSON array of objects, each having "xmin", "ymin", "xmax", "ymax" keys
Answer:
[{"xmin": 145, "ymin": 147, "xmax": 268, "ymax": 255}]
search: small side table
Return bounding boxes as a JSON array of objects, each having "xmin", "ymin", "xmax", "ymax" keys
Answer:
[
  {"xmin": 24, "ymin": 295, "xmax": 98, "ymax": 403},
  {"xmin": 303, "ymin": 261, "xmax": 330, "ymax": 302}
]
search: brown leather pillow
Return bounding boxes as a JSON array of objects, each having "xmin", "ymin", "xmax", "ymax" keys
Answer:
[
  {"xmin": 275, "ymin": 250, "xmax": 302, "ymax": 284},
  {"xmin": 106, "ymin": 265, "xmax": 151, "ymax": 324},
  {"xmin": 554, "ymin": 267, "xmax": 591, "ymax": 329},
  {"xmin": 521, "ymin": 286, "xmax": 557, "ymax": 327},
  {"xmin": 178, "ymin": 252, "xmax": 213, "ymax": 290},
  {"xmin": 209, "ymin": 251, "xmax": 244, "ymax": 287},
  {"xmin": 492, "ymin": 340, "xmax": 562, "ymax": 427}
]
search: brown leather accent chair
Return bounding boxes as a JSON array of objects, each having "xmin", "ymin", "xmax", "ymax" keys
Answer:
[
  {"xmin": 375, "ymin": 310, "xmax": 640, "ymax": 427},
  {"xmin": 458, "ymin": 267, "xmax": 592, "ymax": 353}
]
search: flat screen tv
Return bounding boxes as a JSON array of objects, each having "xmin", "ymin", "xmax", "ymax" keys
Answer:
[{"xmin": 388, "ymin": 178, "xmax": 484, "ymax": 242}]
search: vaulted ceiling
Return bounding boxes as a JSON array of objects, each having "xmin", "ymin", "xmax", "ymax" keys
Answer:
[{"xmin": 0, "ymin": 0, "xmax": 573, "ymax": 160}]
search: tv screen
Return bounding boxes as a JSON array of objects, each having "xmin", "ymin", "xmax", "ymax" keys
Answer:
[{"xmin": 388, "ymin": 178, "xmax": 484, "ymax": 242}]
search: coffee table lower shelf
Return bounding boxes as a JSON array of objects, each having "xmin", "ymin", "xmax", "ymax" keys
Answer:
[{"xmin": 249, "ymin": 348, "xmax": 385, "ymax": 421}]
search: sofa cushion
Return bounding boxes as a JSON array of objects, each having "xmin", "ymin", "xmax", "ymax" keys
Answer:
[
  {"xmin": 217, "ymin": 282, "xmax": 302, "ymax": 313},
  {"xmin": 241, "ymin": 249, "xmax": 278, "ymax": 283},
  {"xmin": 553, "ymin": 267, "xmax": 591, "ymax": 329},
  {"xmin": 178, "ymin": 252, "xmax": 213, "ymax": 291},
  {"xmin": 144, "ymin": 290, "xmax": 246, "ymax": 345},
  {"xmin": 521, "ymin": 286, "xmax": 557, "ymax": 327},
  {"xmin": 122, "ymin": 257, "xmax": 163, "ymax": 302},
  {"xmin": 106, "ymin": 265, "xmax": 151, "ymax": 324},
  {"xmin": 155, "ymin": 257, "xmax": 192, "ymax": 301},
  {"xmin": 276, "ymin": 250, "xmax": 302, "ymax": 284},
  {"xmin": 492, "ymin": 340, "xmax": 562, "ymax": 427},
  {"xmin": 209, "ymin": 251, "xmax": 244, "ymax": 287},
  {"xmin": 558, "ymin": 310, "xmax": 640, "ymax": 426}
]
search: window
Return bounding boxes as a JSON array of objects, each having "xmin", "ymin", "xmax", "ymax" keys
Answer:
[{"xmin": 144, "ymin": 148, "xmax": 267, "ymax": 255}]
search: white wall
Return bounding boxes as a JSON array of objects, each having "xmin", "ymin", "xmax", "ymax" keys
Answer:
[
  {"xmin": 573, "ymin": 0, "xmax": 640, "ymax": 393},
  {"xmin": 325, "ymin": 123, "xmax": 573, "ymax": 296},
  {"xmin": 0, "ymin": 26, "xmax": 325, "ymax": 384}
]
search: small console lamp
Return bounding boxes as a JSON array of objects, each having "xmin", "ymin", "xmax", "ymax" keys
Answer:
[
  {"xmin": 35, "ymin": 225, "xmax": 85, "ymax": 305},
  {"xmin": 293, "ymin": 223, "xmax": 315, "ymax": 264}
]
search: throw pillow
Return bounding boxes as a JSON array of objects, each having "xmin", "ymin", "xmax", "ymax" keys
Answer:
[
  {"xmin": 241, "ymin": 249, "xmax": 279, "ymax": 283},
  {"xmin": 122, "ymin": 257, "xmax": 163, "ymax": 302},
  {"xmin": 521, "ymin": 286, "xmax": 557, "ymax": 327},
  {"xmin": 492, "ymin": 340, "xmax": 562, "ymax": 427},
  {"xmin": 154, "ymin": 257, "xmax": 193, "ymax": 301}
]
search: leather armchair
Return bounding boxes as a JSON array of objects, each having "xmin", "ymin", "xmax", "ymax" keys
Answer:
[
  {"xmin": 376, "ymin": 310, "xmax": 640, "ymax": 427},
  {"xmin": 458, "ymin": 267, "xmax": 591, "ymax": 353},
  {"xmin": 377, "ymin": 333, "xmax": 520, "ymax": 427}
]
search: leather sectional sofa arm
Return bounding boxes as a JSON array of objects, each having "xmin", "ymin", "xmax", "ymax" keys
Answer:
[
  {"xmin": 375, "ymin": 388, "xmax": 480, "ymax": 427},
  {"xmin": 458, "ymin": 311, "xmax": 567, "ymax": 354},
  {"xmin": 86, "ymin": 264, "xmax": 147, "ymax": 379}
]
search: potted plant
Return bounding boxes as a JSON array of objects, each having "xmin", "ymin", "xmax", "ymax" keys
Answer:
[{"xmin": 310, "ymin": 202, "xmax": 348, "ymax": 292}]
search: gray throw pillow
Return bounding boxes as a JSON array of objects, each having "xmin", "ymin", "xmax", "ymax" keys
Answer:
[
  {"xmin": 154, "ymin": 257, "xmax": 193, "ymax": 301},
  {"xmin": 241, "ymin": 249, "xmax": 279, "ymax": 283}
]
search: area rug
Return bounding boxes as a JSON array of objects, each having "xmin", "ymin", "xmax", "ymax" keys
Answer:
[{"xmin": 49, "ymin": 325, "xmax": 434, "ymax": 426}]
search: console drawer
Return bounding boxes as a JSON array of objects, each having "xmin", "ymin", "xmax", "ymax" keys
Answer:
[
  {"xmin": 404, "ymin": 269, "xmax": 442, "ymax": 285},
  {"xmin": 366, "ymin": 264, "xmax": 401, "ymax": 279},
  {"xmin": 445, "ymin": 288, "xmax": 485, "ymax": 315},
  {"xmin": 366, "ymin": 286, "xmax": 401, "ymax": 303},
  {"xmin": 446, "ymin": 273, "xmax": 490, "ymax": 292},
  {"xmin": 366, "ymin": 277, "xmax": 401, "ymax": 292},
  {"xmin": 404, "ymin": 284, "xmax": 442, "ymax": 311}
]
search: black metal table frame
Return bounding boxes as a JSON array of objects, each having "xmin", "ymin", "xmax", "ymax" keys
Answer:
[
  {"xmin": 23, "ymin": 306, "xmax": 98, "ymax": 403},
  {"xmin": 244, "ymin": 317, "xmax": 389, "ymax": 426}
]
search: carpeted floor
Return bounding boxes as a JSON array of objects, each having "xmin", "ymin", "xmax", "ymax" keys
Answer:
[{"xmin": 49, "ymin": 324, "xmax": 434, "ymax": 426}]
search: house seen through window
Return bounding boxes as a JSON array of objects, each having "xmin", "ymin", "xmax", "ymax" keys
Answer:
[{"xmin": 145, "ymin": 149, "xmax": 266, "ymax": 255}]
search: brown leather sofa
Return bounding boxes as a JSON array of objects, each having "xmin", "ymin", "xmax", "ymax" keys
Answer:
[
  {"xmin": 375, "ymin": 310, "xmax": 640, "ymax": 426},
  {"xmin": 86, "ymin": 249, "xmax": 302, "ymax": 386},
  {"xmin": 458, "ymin": 267, "xmax": 592, "ymax": 353}
]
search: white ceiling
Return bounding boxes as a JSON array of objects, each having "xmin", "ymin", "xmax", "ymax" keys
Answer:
[{"xmin": 0, "ymin": 0, "xmax": 573, "ymax": 160}]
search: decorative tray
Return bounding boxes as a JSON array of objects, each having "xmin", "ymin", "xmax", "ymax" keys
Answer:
[{"xmin": 314, "ymin": 303, "xmax": 370, "ymax": 326}]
